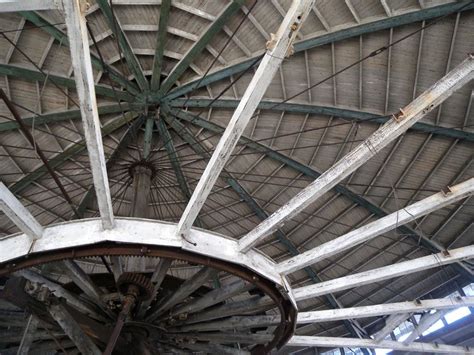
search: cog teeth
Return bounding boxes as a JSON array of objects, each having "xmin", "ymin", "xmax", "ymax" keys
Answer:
[{"xmin": 116, "ymin": 272, "xmax": 154, "ymax": 301}]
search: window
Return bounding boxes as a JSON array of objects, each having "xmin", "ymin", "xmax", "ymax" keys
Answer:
[
  {"xmin": 445, "ymin": 307, "xmax": 470, "ymax": 324},
  {"xmin": 319, "ymin": 284, "xmax": 473, "ymax": 354},
  {"xmin": 422, "ymin": 319, "xmax": 444, "ymax": 336},
  {"xmin": 463, "ymin": 284, "xmax": 474, "ymax": 296}
]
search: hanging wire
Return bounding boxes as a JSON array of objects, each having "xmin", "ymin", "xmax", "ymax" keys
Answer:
[{"xmin": 163, "ymin": 3, "xmax": 473, "ymax": 162}]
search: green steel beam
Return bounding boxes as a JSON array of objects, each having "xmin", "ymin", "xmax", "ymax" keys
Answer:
[
  {"xmin": 9, "ymin": 112, "xmax": 138, "ymax": 195},
  {"xmin": 156, "ymin": 115, "xmax": 192, "ymax": 199},
  {"xmin": 164, "ymin": 0, "xmax": 474, "ymax": 101},
  {"xmin": 150, "ymin": 0, "xmax": 171, "ymax": 91},
  {"xmin": 157, "ymin": 114, "xmax": 203, "ymax": 228},
  {"xmin": 163, "ymin": 106, "xmax": 473, "ymax": 281},
  {"xmin": 157, "ymin": 0, "xmax": 244, "ymax": 96},
  {"xmin": 161, "ymin": 112, "xmax": 369, "ymax": 341},
  {"xmin": 170, "ymin": 98, "xmax": 474, "ymax": 142},
  {"xmin": 19, "ymin": 11, "xmax": 140, "ymax": 96},
  {"xmin": 0, "ymin": 63, "xmax": 134, "ymax": 102},
  {"xmin": 0, "ymin": 103, "xmax": 131, "ymax": 132},
  {"xmin": 76, "ymin": 115, "xmax": 145, "ymax": 217},
  {"xmin": 96, "ymin": 0, "xmax": 149, "ymax": 91}
]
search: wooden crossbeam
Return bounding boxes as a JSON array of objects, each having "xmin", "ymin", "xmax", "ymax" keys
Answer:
[
  {"xmin": 0, "ymin": 182, "xmax": 43, "ymax": 240},
  {"xmin": 15, "ymin": 269, "xmax": 104, "ymax": 320},
  {"xmin": 278, "ymin": 177, "xmax": 474, "ymax": 274},
  {"xmin": 403, "ymin": 309, "xmax": 447, "ymax": 344},
  {"xmin": 293, "ymin": 245, "xmax": 474, "ymax": 302},
  {"xmin": 287, "ymin": 335, "xmax": 473, "ymax": 353},
  {"xmin": 48, "ymin": 301, "xmax": 102, "ymax": 355},
  {"xmin": 180, "ymin": 296, "xmax": 274, "ymax": 325},
  {"xmin": 170, "ymin": 280, "xmax": 252, "ymax": 316},
  {"xmin": 147, "ymin": 267, "xmax": 216, "ymax": 319},
  {"xmin": 238, "ymin": 55, "xmax": 474, "ymax": 252},
  {"xmin": 63, "ymin": 0, "xmax": 117, "ymax": 229},
  {"xmin": 175, "ymin": 0, "xmax": 314, "ymax": 237},
  {"xmin": 297, "ymin": 296, "xmax": 474, "ymax": 323},
  {"xmin": 374, "ymin": 313, "xmax": 411, "ymax": 341},
  {"xmin": 164, "ymin": 107, "xmax": 473, "ymax": 279}
]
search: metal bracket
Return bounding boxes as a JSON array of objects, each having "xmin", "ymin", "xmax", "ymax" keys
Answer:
[
  {"xmin": 392, "ymin": 108, "xmax": 406, "ymax": 122},
  {"xmin": 441, "ymin": 185, "xmax": 453, "ymax": 196}
]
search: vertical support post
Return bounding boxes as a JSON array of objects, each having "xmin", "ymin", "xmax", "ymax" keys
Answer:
[
  {"xmin": 127, "ymin": 164, "xmax": 153, "ymax": 272},
  {"xmin": 143, "ymin": 115, "xmax": 155, "ymax": 159},
  {"xmin": 130, "ymin": 165, "xmax": 152, "ymax": 219}
]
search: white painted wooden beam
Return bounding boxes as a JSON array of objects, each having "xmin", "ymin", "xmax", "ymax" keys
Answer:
[
  {"xmin": 239, "ymin": 55, "xmax": 474, "ymax": 252},
  {"xmin": 0, "ymin": 182, "xmax": 43, "ymax": 240},
  {"xmin": 173, "ymin": 315, "xmax": 281, "ymax": 332},
  {"xmin": 110, "ymin": 256, "xmax": 123, "ymax": 282},
  {"xmin": 15, "ymin": 269, "xmax": 104, "ymax": 320},
  {"xmin": 62, "ymin": 260, "xmax": 103, "ymax": 302},
  {"xmin": 182, "ymin": 342, "xmax": 250, "ymax": 355},
  {"xmin": 175, "ymin": 0, "xmax": 315, "ymax": 237},
  {"xmin": 0, "ymin": 0, "xmax": 61, "ymax": 12},
  {"xmin": 403, "ymin": 309, "xmax": 447, "ymax": 344},
  {"xmin": 171, "ymin": 332, "xmax": 273, "ymax": 345},
  {"xmin": 287, "ymin": 336, "xmax": 473, "ymax": 354},
  {"xmin": 374, "ymin": 313, "xmax": 411, "ymax": 342},
  {"xmin": 278, "ymin": 177, "xmax": 474, "ymax": 274},
  {"xmin": 147, "ymin": 267, "xmax": 216, "ymax": 319},
  {"xmin": 61, "ymin": 260, "xmax": 114, "ymax": 318},
  {"xmin": 170, "ymin": 280, "xmax": 252, "ymax": 316},
  {"xmin": 48, "ymin": 301, "xmax": 102, "ymax": 355},
  {"xmin": 297, "ymin": 296, "xmax": 474, "ymax": 323},
  {"xmin": 183, "ymin": 296, "xmax": 274, "ymax": 324},
  {"xmin": 293, "ymin": 245, "xmax": 474, "ymax": 302},
  {"xmin": 63, "ymin": 0, "xmax": 114, "ymax": 229}
]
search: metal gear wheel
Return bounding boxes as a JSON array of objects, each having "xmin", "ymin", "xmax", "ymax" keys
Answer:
[{"xmin": 116, "ymin": 272, "xmax": 154, "ymax": 302}]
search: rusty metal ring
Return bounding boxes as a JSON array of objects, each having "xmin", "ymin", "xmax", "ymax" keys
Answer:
[{"xmin": 0, "ymin": 242, "xmax": 297, "ymax": 354}]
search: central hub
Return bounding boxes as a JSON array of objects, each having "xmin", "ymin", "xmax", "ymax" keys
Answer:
[{"xmin": 128, "ymin": 160, "xmax": 156, "ymax": 180}]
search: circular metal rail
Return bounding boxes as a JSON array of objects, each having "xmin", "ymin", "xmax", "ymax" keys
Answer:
[{"xmin": 0, "ymin": 219, "xmax": 297, "ymax": 354}]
